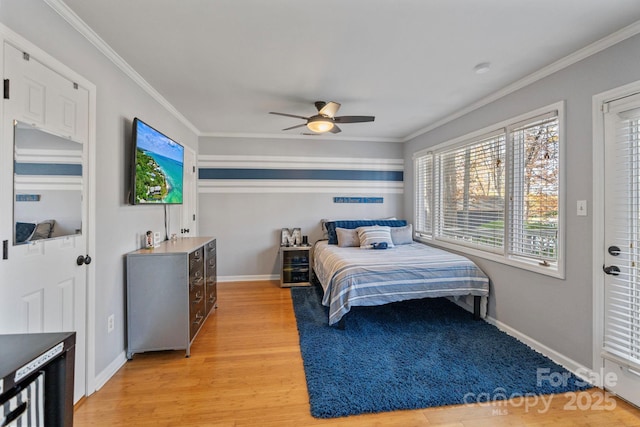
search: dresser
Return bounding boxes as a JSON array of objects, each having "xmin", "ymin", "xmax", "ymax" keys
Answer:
[{"xmin": 125, "ymin": 237, "xmax": 216, "ymax": 358}]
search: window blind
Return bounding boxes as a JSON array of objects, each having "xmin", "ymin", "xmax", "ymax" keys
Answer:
[
  {"xmin": 435, "ymin": 133, "xmax": 505, "ymax": 250},
  {"xmin": 603, "ymin": 102, "xmax": 640, "ymax": 366},
  {"xmin": 412, "ymin": 103, "xmax": 564, "ymax": 276},
  {"xmin": 414, "ymin": 153, "xmax": 433, "ymax": 237},
  {"xmin": 509, "ymin": 113, "xmax": 559, "ymax": 263}
]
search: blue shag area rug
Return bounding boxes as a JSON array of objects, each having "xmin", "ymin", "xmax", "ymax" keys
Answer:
[{"xmin": 291, "ymin": 285, "xmax": 590, "ymax": 419}]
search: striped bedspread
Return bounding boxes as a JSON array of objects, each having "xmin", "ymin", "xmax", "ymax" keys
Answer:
[{"xmin": 313, "ymin": 241, "xmax": 489, "ymax": 325}]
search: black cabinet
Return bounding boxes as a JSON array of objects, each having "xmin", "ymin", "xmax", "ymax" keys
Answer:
[
  {"xmin": 279, "ymin": 246, "xmax": 311, "ymax": 287},
  {"xmin": 0, "ymin": 332, "xmax": 76, "ymax": 427}
]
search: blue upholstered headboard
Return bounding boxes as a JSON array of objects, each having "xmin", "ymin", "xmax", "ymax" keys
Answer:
[{"xmin": 323, "ymin": 219, "xmax": 407, "ymax": 244}]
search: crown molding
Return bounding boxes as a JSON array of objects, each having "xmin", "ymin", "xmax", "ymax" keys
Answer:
[
  {"xmin": 44, "ymin": 0, "xmax": 200, "ymax": 135},
  {"xmin": 403, "ymin": 19, "xmax": 640, "ymax": 142},
  {"xmin": 43, "ymin": 2, "xmax": 640, "ymax": 143},
  {"xmin": 44, "ymin": 0, "xmax": 399, "ymax": 143}
]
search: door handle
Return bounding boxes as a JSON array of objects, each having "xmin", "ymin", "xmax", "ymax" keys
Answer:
[
  {"xmin": 603, "ymin": 265, "xmax": 620, "ymax": 276},
  {"xmin": 76, "ymin": 254, "xmax": 92, "ymax": 266},
  {"xmin": 608, "ymin": 245, "xmax": 621, "ymax": 256}
]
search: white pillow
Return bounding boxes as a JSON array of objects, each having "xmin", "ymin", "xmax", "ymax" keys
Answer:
[
  {"xmin": 357, "ymin": 226, "xmax": 394, "ymax": 249},
  {"xmin": 336, "ymin": 227, "xmax": 360, "ymax": 247},
  {"xmin": 390, "ymin": 224, "xmax": 413, "ymax": 245}
]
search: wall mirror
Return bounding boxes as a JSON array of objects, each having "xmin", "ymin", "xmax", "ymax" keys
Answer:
[{"xmin": 13, "ymin": 121, "xmax": 83, "ymax": 245}]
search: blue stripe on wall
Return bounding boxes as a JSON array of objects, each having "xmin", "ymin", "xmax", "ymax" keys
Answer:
[
  {"xmin": 14, "ymin": 162, "xmax": 82, "ymax": 176},
  {"xmin": 199, "ymin": 168, "xmax": 403, "ymax": 181}
]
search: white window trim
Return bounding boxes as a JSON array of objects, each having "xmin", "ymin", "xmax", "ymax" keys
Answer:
[{"xmin": 413, "ymin": 101, "xmax": 565, "ymax": 279}]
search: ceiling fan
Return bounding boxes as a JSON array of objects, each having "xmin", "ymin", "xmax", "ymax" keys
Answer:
[{"xmin": 269, "ymin": 101, "xmax": 375, "ymax": 134}]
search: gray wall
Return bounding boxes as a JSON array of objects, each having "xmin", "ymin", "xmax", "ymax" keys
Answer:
[
  {"xmin": 404, "ymin": 33, "xmax": 640, "ymax": 368},
  {"xmin": 0, "ymin": 1, "xmax": 199, "ymax": 375},
  {"xmin": 198, "ymin": 137, "xmax": 405, "ymax": 278},
  {"xmin": 6, "ymin": 0, "xmax": 638, "ymax": 384}
]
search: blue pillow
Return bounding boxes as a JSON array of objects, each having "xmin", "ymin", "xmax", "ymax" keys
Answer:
[
  {"xmin": 325, "ymin": 219, "xmax": 407, "ymax": 244},
  {"xmin": 15, "ymin": 222, "xmax": 36, "ymax": 243}
]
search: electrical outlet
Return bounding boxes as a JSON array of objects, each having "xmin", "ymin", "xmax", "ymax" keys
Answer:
[{"xmin": 107, "ymin": 314, "xmax": 115, "ymax": 333}]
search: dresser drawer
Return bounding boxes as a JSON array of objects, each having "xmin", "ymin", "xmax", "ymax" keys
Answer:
[
  {"xmin": 189, "ymin": 300, "xmax": 205, "ymax": 340},
  {"xmin": 189, "ymin": 247, "xmax": 204, "ymax": 272}
]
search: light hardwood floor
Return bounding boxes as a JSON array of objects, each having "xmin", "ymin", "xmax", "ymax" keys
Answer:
[{"xmin": 74, "ymin": 281, "xmax": 640, "ymax": 426}]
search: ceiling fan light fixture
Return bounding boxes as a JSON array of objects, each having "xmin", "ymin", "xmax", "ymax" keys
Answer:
[{"xmin": 306, "ymin": 117, "xmax": 334, "ymax": 133}]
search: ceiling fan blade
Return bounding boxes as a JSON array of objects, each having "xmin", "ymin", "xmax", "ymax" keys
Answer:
[
  {"xmin": 333, "ymin": 115, "xmax": 375, "ymax": 124},
  {"xmin": 330, "ymin": 125, "xmax": 342, "ymax": 134},
  {"xmin": 282, "ymin": 123, "xmax": 307, "ymax": 131},
  {"xmin": 318, "ymin": 101, "xmax": 341, "ymax": 118},
  {"xmin": 269, "ymin": 112, "xmax": 309, "ymax": 120}
]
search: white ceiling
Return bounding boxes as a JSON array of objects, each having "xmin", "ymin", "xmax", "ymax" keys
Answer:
[{"xmin": 58, "ymin": 0, "xmax": 640, "ymax": 142}]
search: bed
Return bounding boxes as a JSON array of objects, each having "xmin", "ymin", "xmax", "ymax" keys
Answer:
[{"xmin": 313, "ymin": 220, "xmax": 490, "ymax": 326}]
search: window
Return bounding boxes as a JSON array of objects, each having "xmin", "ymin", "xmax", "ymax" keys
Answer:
[
  {"xmin": 414, "ymin": 153, "xmax": 433, "ymax": 237},
  {"xmin": 437, "ymin": 132, "xmax": 506, "ymax": 251},
  {"xmin": 414, "ymin": 104, "xmax": 563, "ymax": 276},
  {"xmin": 509, "ymin": 113, "xmax": 560, "ymax": 264}
]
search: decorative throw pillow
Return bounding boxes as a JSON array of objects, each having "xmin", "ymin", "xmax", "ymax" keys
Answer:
[
  {"xmin": 336, "ymin": 227, "xmax": 360, "ymax": 247},
  {"xmin": 357, "ymin": 225, "xmax": 394, "ymax": 249},
  {"xmin": 30, "ymin": 220, "xmax": 55, "ymax": 240},
  {"xmin": 324, "ymin": 219, "xmax": 407, "ymax": 244},
  {"xmin": 390, "ymin": 224, "xmax": 413, "ymax": 245},
  {"xmin": 15, "ymin": 222, "xmax": 36, "ymax": 243}
]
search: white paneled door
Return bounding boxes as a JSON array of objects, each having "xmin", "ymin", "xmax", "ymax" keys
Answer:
[
  {"xmin": 602, "ymin": 92, "xmax": 640, "ymax": 407},
  {"xmin": 0, "ymin": 43, "xmax": 90, "ymax": 402},
  {"xmin": 182, "ymin": 146, "xmax": 197, "ymax": 237}
]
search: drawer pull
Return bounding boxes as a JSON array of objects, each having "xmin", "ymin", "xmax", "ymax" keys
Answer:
[
  {"xmin": 190, "ymin": 278, "xmax": 203, "ymax": 291},
  {"xmin": 193, "ymin": 312, "xmax": 204, "ymax": 325}
]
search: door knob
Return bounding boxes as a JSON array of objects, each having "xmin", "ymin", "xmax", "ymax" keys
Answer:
[
  {"xmin": 76, "ymin": 254, "xmax": 92, "ymax": 266},
  {"xmin": 603, "ymin": 265, "xmax": 620, "ymax": 276}
]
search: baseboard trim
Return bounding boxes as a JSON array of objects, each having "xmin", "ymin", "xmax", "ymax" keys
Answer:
[
  {"xmin": 218, "ymin": 274, "xmax": 279, "ymax": 282},
  {"xmin": 485, "ymin": 316, "xmax": 596, "ymax": 387},
  {"xmin": 93, "ymin": 350, "xmax": 127, "ymax": 392},
  {"xmin": 448, "ymin": 297, "xmax": 596, "ymax": 387}
]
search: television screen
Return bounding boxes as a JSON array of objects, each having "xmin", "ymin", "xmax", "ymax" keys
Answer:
[{"xmin": 131, "ymin": 118, "xmax": 184, "ymax": 204}]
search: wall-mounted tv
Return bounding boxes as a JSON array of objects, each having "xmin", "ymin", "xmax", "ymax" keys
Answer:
[{"xmin": 131, "ymin": 118, "xmax": 184, "ymax": 204}]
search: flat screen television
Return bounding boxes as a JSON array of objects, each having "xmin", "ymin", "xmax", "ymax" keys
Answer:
[{"xmin": 130, "ymin": 118, "xmax": 184, "ymax": 204}]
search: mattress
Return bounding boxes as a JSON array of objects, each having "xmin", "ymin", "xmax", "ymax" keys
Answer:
[{"xmin": 313, "ymin": 241, "xmax": 489, "ymax": 325}]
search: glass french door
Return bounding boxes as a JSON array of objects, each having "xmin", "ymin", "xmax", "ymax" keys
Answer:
[{"xmin": 602, "ymin": 93, "xmax": 640, "ymax": 407}]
